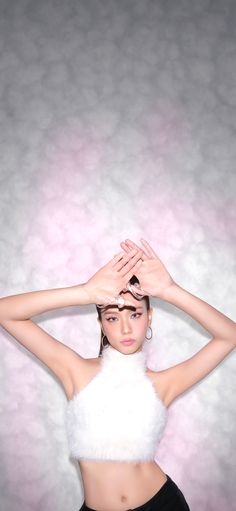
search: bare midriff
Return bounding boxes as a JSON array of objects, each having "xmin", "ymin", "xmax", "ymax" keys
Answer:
[{"xmin": 79, "ymin": 459, "xmax": 168, "ymax": 511}]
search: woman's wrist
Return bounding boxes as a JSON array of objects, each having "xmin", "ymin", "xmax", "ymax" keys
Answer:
[
  {"xmin": 75, "ymin": 283, "xmax": 95, "ymax": 305},
  {"xmin": 80, "ymin": 282, "xmax": 97, "ymax": 305},
  {"xmin": 159, "ymin": 282, "xmax": 180, "ymax": 303}
]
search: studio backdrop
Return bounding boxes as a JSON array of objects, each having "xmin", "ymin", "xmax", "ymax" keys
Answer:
[{"xmin": 0, "ymin": 1, "xmax": 235, "ymax": 510}]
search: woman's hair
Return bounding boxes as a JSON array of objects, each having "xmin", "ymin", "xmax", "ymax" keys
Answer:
[{"xmin": 96, "ymin": 275, "xmax": 150, "ymax": 357}]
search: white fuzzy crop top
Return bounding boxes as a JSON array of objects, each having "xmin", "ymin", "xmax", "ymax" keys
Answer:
[{"xmin": 65, "ymin": 345, "xmax": 167, "ymax": 462}]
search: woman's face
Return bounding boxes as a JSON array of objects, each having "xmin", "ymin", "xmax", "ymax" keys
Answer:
[{"xmin": 98, "ymin": 292, "xmax": 152, "ymax": 354}]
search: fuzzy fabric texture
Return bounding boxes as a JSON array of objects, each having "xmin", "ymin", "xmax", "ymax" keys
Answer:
[{"xmin": 65, "ymin": 345, "xmax": 167, "ymax": 462}]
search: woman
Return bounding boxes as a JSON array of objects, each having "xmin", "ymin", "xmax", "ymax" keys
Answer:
[{"xmin": 0, "ymin": 238, "xmax": 235, "ymax": 511}]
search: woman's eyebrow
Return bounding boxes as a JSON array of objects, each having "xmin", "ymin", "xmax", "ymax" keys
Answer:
[{"xmin": 103, "ymin": 306, "xmax": 144, "ymax": 315}]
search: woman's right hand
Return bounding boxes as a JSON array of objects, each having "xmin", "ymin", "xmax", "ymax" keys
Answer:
[{"xmin": 83, "ymin": 248, "xmax": 143, "ymax": 307}]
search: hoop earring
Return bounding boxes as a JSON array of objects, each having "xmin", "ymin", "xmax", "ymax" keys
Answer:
[
  {"xmin": 102, "ymin": 334, "xmax": 109, "ymax": 348},
  {"xmin": 145, "ymin": 326, "xmax": 152, "ymax": 342}
]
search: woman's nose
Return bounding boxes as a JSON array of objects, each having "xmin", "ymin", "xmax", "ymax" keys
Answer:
[{"xmin": 120, "ymin": 319, "xmax": 132, "ymax": 334}]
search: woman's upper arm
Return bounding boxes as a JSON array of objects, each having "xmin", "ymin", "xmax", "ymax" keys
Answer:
[
  {"xmin": 157, "ymin": 337, "xmax": 235, "ymax": 407},
  {"xmin": 0, "ymin": 318, "xmax": 87, "ymax": 394}
]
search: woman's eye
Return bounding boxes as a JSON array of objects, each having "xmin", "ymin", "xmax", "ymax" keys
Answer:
[{"xmin": 106, "ymin": 313, "xmax": 142, "ymax": 322}]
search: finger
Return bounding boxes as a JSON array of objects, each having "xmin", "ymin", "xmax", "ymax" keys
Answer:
[
  {"xmin": 131, "ymin": 283, "xmax": 145, "ymax": 294},
  {"xmin": 99, "ymin": 296, "xmax": 137, "ymax": 310},
  {"xmin": 96, "ymin": 294, "xmax": 119, "ymax": 308},
  {"xmin": 114, "ymin": 248, "xmax": 138, "ymax": 271},
  {"xmin": 140, "ymin": 238, "xmax": 158, "ymax": 259},
  {"xmin": 129, "ymin": 290, "xmax": 146, "ymax": 300},
  {"xmin": 109, "ymin": 250, "xmax": 128, "ymax": 268},
  {"xmin": 116, "ymin": 295, "xmax": 145, "ymax": 308},
  {"xmin": 122, "ymin": 258, "xmax": 143, "ymax": 281},
  {"xmin": 121, "ymin": 299, "xmax": 143, "ymax": 308},
  {"xmin": 124, "ymin": 239, "xmax": 149, "ymax": 260},
  {"xmin": 115, "ymin": 247, "xmax": 143, "ymax": 271},
  {"xmin": 126, "ymin": 282, "xmax": 145, "ymax": 297},
  {"xmin": 120, "ymin": 241, "xmax": 146, "ymax": 261},
  {"xmin": 116, "ymin": 300, "xmax": 137, "ymax": 309},
  {"xmin": 119, "ymin": 250, "xmax": 143, "ymax": 276},
  {"xmin": 120, "ymin": 241, "xmax": 132, "ymax": 253}
]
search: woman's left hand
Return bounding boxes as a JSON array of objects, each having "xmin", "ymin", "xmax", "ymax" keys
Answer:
[{"xmin": 120, "ymin": 238, "xmax": 176, "ymax": 300}]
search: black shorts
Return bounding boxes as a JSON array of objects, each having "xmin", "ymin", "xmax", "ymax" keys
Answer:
[{"xmin": 79, "ymin": 473, "xmax": 190, "ymax": 510}]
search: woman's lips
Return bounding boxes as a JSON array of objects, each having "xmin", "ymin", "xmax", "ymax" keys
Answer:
[{"xmin": 121, "ymin": 339, "xmax": 135, "ymax": 345}]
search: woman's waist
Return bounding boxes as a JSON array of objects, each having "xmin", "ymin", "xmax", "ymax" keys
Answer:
[
  {"xmin": 79, "ymin": 460, "xmax": 168, "ymax": 511},
  {"xmin": 79, "ymin": 459, "xmax": 167, "ymax": 492}
]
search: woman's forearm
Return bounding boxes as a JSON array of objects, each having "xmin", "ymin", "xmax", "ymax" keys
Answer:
[
  {"xmin": 0, "ymin": 283, "xmax": 91, "ymax": 321},
  {"xmin": 162, "ymin": 284, "xmax": 236, "ymax": 343}
]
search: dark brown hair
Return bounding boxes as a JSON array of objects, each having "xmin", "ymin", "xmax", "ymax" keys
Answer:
[{"xmin": 96, "ymin": 275, "xmax": 150, "ymax": 357}]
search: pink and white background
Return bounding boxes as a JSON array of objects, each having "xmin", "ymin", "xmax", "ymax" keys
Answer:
[{"xmin": 0, "ymin": 0, "xmax": 235, "ymax": 510}]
